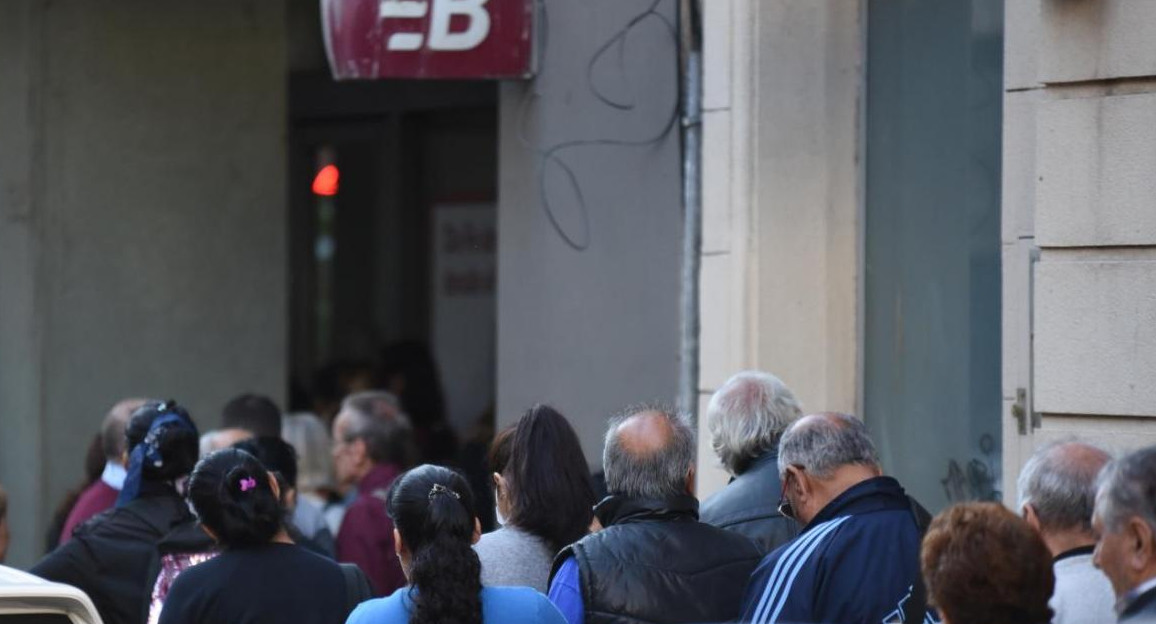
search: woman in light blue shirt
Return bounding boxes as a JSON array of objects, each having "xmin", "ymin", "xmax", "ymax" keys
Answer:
[{"xmin": 346, "ymin": 464, "xmax": 566, "ymax": 624}]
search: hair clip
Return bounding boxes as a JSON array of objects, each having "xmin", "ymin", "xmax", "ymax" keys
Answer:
[
  {"xmin": 240, "ymin": 477, "xmax": 258, "ymax": 492},
  {"xmin": 428, "ymin": 483, "xmax": 460, "ymax": 500}
]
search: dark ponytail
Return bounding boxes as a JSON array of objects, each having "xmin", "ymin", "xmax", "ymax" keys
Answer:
[
  {"xmin": 387, "ymin": 465, "xmax": 482, "ymax": 624},
  {"xmin": 186, "ymin": 448, "xmax": 286, "ymax": 548}
]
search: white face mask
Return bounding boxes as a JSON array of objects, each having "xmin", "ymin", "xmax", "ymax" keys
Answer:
[{"xmin": 495, "ymin": 506, "xmax": 506, "ymax": 527}]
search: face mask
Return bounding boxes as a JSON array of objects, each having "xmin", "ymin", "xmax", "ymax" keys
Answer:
[{"xmin": 495, "ymin": 506, "xmax": 506, "ymax": 527}]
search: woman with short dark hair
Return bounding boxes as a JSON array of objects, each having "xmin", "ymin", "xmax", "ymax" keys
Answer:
[
  {"xmin": 159, "ymin": 448, "xmax": 367, "ymax": 624},
  {"xmin": 474, "ymin": 405, "xmax": 596, "ymax": 593}
]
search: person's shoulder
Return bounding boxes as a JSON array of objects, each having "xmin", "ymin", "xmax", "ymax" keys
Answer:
[
  {"xmin": 347, "ymin": 589, "xmax": 410, "ymax": 624},
  {"xmin": 474, "ymin": 527, "xmax": 512, "ymax": 550},
  {"xmin": 346, "ymin": 491, "xmax": 391, "ymax": 522},
  {"xmin": 482, "ymin": 587, "xmax": 565, "ymax": 623},
  {"xmin": 477, "ymin": 527, "xmax": 543, "ymax": 554}
]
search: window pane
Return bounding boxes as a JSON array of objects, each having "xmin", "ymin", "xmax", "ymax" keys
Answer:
[{"xmin": 864, "ymin": 0, "xmax": 1004, "ymax": 511}]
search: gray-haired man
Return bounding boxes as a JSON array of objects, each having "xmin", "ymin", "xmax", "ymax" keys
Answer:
[
  {"xmin": 548, "ymin": 406, "xmax": 761, "ymax": 624},
  {"xmin": 739, "ymin": 413, "xmax": 934, "ymax": 624},
  {"xmin": 1093, "ymin": 446, "xmax": 1156, "ymax": 622},
  {"xmin": 700, "ymin": 371, "xmax": 803, "ymax": 554},
  {"xmin": 1018, "ymin": 441, "xmax": 1114, "ymax": 624}
]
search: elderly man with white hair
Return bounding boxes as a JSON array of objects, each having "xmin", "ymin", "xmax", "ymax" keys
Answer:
[
  {"xmin": 699, "ymin": 371, "xmax": 803, "ymax": 554},
  {"xmin": 1092, "ymin": 446, "xmax": 1156, "ymax": 623},
  {"xmin": 1017, "ymin": 441, "xmax": 1115, "ymax": 624}
]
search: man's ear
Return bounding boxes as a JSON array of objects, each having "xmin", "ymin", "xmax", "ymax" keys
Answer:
[
  {"xmin": 1023, "ymin": 504, "xmax": 1042, "ymax": 532},
  {"xmin": 685, "ymin": 464, "xmax": 697, "ymax": 497},
  {"xmin": 472, "ymin": 518, "xmax": 482, "ymax": 545},
  {"xmin": 785, "ymin": 465, "xmax": 808, "ymax": 496},
  {"xmin": 1128, "ymin": 517, "xmax": 1155, "ymax": 568}
]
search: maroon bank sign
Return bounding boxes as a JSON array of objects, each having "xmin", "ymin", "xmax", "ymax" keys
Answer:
[{"xmin": 322, "ymin": 0, "xmax": 534, "ymax": 80}]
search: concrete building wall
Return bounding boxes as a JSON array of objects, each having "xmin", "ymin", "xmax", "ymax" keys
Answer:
[
  {"xmin": 0, "ymin": 0, "xmax": 287, "ymax": 566},
  {"xmin": 696, "ymin": 0, "xmax": 863, "ymax": 496},
  {"xmin": 496, "ymin": 0, "xmax": 683, "ymax": 463},
  {"xmin": 1001, "ymin": 0, "xmax": 1156, "ymax": 498}
]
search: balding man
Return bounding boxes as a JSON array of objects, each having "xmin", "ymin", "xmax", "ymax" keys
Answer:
[
  {"xmin": 739, "ymin": 413, "xmax": 934, "ymax": 624},
  {"xmin": 59, "ymin": 398, "xmax": 148, "ymax": 543},
  {"xmin": 700, "ymin": 371, "xmax": 802, "ymax": 554},
  {"xmin": 1017, "ymin": 441, "xmax": 1114, "ymax": 624},
  {"xmin": 1092, "ymin": 446, "xmax": 1156, "ymax": 623},
  {"xmin": 547, "ymin": 407, "xmax": 761, "ymax": 624}
]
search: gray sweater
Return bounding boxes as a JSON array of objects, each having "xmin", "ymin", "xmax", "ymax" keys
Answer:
[{"xmin": 474, "ymin": 526, "xmax": 556, "ymax": 594}]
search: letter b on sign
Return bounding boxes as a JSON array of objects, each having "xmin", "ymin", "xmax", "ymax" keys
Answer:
[{"xmin": 428, "ymin": 0, "xmax": 490, "ymax": 51}]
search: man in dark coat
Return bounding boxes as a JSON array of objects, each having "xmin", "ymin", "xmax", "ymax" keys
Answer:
[
  {"xmin": 548, "ymin": 407, "xmax": 761, "ymax": 624},
  {"xmin": 1091, "ymin": 446, "xmax": 1156, "ymax": 623},
  {"xmin": 699, "ymin": 371, "xmax": 802, "ymax": 555}
]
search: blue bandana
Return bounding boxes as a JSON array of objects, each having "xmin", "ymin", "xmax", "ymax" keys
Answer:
[{"xmin": 116, "ymin": 409, "xmax": 196, "ymax": 507}]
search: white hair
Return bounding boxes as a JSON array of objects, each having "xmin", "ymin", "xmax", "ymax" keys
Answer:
[
  {"xmin": 1016, "ymin": 440, "xmax": 1110, "ymax": 533},
  {"xmin": 282, "ymin": 412, "xmax": 335, "ymax": 492},
  {"xmin": 1096, "ymin": 446, "xmax": 1156, "ymax": 536},
  {"xmin": 707, "ymin": 371, "xmax": 803, "ymax": 474}
]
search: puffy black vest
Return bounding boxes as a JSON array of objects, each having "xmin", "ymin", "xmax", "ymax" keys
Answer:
[{"xmin": 551, "ymin": 494, "xmax": 761, "ymax": 624}]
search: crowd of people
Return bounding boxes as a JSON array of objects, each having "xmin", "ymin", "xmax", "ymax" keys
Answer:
[{"xmin": 4, "ymin": 369, "xmax": 1156, "ymax": 624}]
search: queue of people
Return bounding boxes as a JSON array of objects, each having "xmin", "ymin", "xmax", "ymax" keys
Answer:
[{"xmin": 9, "ymin": 369, "xmax": 1156, "ymax": 624}]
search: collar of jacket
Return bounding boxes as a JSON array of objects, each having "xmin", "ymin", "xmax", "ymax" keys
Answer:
[
  {"xmin": 733, "ymin": 449, "xmax": 779, "ymax": 480},
  {"xmin": 802, "ymin": 475, "xmax": 909, "ymax": 534},
  {"xmin": 594, "ymin": 493, "xmax": 700, "ymax": 527},
  {"xmin": 359, "ymin": 462, "xmax": 402, "ymax": 495},
  {"xmin": 1121, "ymin": 577, "xmax": 1156, "ymax": 618}
]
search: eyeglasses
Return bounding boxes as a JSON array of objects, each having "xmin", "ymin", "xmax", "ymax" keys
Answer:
[{"xmin": 777, "ymin": 465, "xmax": 803, "ymax": 521}]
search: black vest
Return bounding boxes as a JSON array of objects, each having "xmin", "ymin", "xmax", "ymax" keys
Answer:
[{"xmin": 551, "ymin": 494, "xmax": 761, "ymax": 624}]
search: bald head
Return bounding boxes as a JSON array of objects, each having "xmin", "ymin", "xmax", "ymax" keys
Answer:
[
  {"xmin": 603, "ymin": 407, "xmax": 695, "ymax": 500},
  {"xmin": 615, "ymin": 410, "xmax": 677, "ymax": 456},
  {"xmin": 1017, "ymin": 440, "xmax": 1111, "ymax": 534},
  {"xmin": 102, "ymin": 398, "xmax": 148, "ymax": 461}
]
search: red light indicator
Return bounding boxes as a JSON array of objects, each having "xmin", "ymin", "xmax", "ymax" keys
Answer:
[{"xmin": 312, "ymin": 164, "xmax": 340, "ymax": 196}]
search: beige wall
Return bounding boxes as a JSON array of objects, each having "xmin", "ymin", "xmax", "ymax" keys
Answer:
[
  {"xmin": 1001, "ymin": 0, "xmax": 1156, "ymax": 501},
  {"xmin": 697, "ymin": 0, "xmax": 863, "ymax": 497},
  {"xmin": 0, "ymin": 0, "xmax": 287, "ymax": 566}
]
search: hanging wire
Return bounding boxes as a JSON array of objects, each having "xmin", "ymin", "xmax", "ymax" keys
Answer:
[{"xmin": 518, "ymin": 0, "xmax": 680, "ymax": 252}]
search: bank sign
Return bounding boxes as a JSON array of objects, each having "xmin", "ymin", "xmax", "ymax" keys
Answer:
[{"xmin": 322, "ymin": 0, "xmax": 534, "ymax": 80}]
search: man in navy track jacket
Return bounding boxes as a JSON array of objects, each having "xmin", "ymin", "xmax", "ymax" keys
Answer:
[{"xmin": 739, "ymin": 412, "xmax": 937, "ymax": 624}]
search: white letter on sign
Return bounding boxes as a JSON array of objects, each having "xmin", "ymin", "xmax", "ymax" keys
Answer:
[
  {"xmin": 380, "ymin": 0, "xmax": 429, "ymax": 51},
  {"xmin": 427, "ymin": 0, "xmax": 490, "ymax": 51}
]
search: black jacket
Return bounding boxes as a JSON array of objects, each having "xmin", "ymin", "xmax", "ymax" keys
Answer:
[
  {"xmin": 551, "ymin": 494, "xmax": 761, "ymax": 624},
  {"xmin": 31, "ymin": 489, "xmax": 213, "ymax": 624},
  {"xmin": 1122, "ymin": 583, "xmax": 1156, "ymax": 623},
  {"xmin": 699, "ymin": 451, "xmax": 798, "ymax": 556}
]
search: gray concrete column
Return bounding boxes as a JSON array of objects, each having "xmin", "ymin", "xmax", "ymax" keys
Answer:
[{"xmin": 0, "ymin": 1, "xmax": 288, "ymax": 566}]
